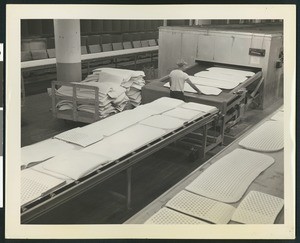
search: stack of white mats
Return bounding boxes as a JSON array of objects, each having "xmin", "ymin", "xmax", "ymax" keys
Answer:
[
  {"xmin": 93, "ymin": 68, "xmax": 146, "ymax": 107},
  {"xmin": 21, "ymin": 97, "xmax": 219, "ymax": 206},
  {"xmin": 55, "ymin": 79, "xmax": 129, "ymax": 118},
  {"xmin": 191, "ymin": 67, "xmax": 255, "ymax": 90}
]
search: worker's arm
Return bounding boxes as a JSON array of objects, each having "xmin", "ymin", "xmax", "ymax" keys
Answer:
[{"xmin": 186, "ymin": 78, "xmax": 202, "ymax": 94}]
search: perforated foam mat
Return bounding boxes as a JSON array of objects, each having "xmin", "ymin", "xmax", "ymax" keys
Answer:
[
  {"xmin": 42, "ymin": 151, "xmax": 111, "ymax": 180},
  {"xmin": 21, "ymin": 139, "xmax": 81, "ymax": 167},
  {"xmin": 206, "ymin": 67, "xmax": 255, "ymax": 77},
  {"xmin": 189, "ymin": 76, "xmax": 239, "ymax": 90},
  {"xmin": 185, "ymin": 149, "xmax": 274, "ymax": 203},
  {"xmin": 180, "ymin": 102, "xmax": 218, "ymax": 114},
  {"xmin": 21, "ymin": 169, "xmax": 66, "ymax": 206},
  {"xmin": 194, "ymin": 71, "xmax": 248, "ymax": 83},
  {"xmin": 231, "ymin": 191, "xmax": 284, "ymax": 224},
  {"xmin": 238, "ymin": 120, "xmax": 284, "ymax": 152},
  {"xmin": 145, "ymin": 207, "xmax": 210, "ymax": 224},
  {"xmin": 139, "ymin": 114, "xmax": 185, "ymax": 130},
  {"xmin": 80, "ymin": 109, "xmax": 155, "ymax": 137},
  {"xmin": 82, "ymin": 124, "xmax": 166, "ymax": 161},
  {"xmin": 163, "ymin": 107, "xmax": 205, "ymax": 121},
  {"xmin": 54, "ymin": 127, "xmax": 104, "ymax": 147},
  {"xmin": 163, "ymin": 82, "xmax": 222, "ymax": 96},
  {"xmin": 166, "ymin": 190, "xmax": 235, "ymax": 224},
  {"xmin": 270, "ymin": 111, "xmax": 284, "ymax": 121}
]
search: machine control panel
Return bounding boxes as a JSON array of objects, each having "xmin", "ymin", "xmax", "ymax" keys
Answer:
[{"xmin": 249, "ymin": 48, "xmax": 266, "ymax": 57}]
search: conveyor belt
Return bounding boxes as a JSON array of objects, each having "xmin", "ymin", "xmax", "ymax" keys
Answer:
[{"xmin": 21, "ymin": 98, "xmax": 221, "ymax": 223}]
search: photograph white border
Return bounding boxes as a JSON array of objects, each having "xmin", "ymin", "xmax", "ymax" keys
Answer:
[{"xmin": 6, "ymin": 4, "xmax": 296, "ymax": 239}]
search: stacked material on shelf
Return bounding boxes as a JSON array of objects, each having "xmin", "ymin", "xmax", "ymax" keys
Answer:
[
  {"xmin": 55, "ymin": 80, "xmax": 129, "ymax": 118},
  {"xmin": 93, "ymin": 68, "xmax": 146, "ymax": 107}
]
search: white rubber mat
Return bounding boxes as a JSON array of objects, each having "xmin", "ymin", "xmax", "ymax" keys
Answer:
[
  {"xmin": 82, "ymin": 124, "xmax": 166, "ymax": 160},
  {"xmin": 163, "ymin": 107, "xmax": 204, "ymax": 121},
  {"xmin": 80, "ymin": 109, "xmax": 155, "ymax": 137},
  {"xmin": 42, "ymin": 151, "xmax": 111, "ymax": 180},
  {"xmin": 270, "ymin": 111, "xmax": 284, "ymax": 121},
  {"xmin": 21, "ymin": 169, "xmax": 66, "ymax": 206},
  {"xmin": 194, "ymin": 71, "xmax": 248, "ymax": 83},
  {"xmin": 166, "ymin": 190, "xmax": 235, "ymax": 224},
  {"xmin": 180, "ymin": 102, "xmax": 218, "ymax": 114},
  {"xmin": 21, "ymin": 139, "xmax": 81, "ymax": 167},
  {"xmin": 186, "ymin": 149, "xmax": 274, "ymax": 203},
  {"xmin": 139, "ymin": 115, "xmax": 185, "ymax": 131},
  {"xmin": 145, "ymin": 207, "xmax": 209, "ymax": 224},
  {"xmin": 206, "ymin": 67, "xmax": 255, "ymax": 77},
  {"xmin": 145, "ymin": 97, "xmax": 185, "ymax": 113},
  {"xmin": 163, "ymin": 82, "xmax": 222, "ymax": 96},
  {"xmin": 231, "ymin": 191, "xmax": 284, "ymax": 224},
  {"xmin": 54, "ymin": 128, "xmax": 104, "ymax": 147},
  {"xmin": 189, "ymin": 76, "xmax": 239, "ymax": 90},
  {"xmin": 238, "ymin": 121, "xmax": 284, "ymax": 152}
]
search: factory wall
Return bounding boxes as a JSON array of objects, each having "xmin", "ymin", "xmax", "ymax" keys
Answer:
[{"xmin": 21, "ymin": 20, "xmax": 167, "ymax": 38}]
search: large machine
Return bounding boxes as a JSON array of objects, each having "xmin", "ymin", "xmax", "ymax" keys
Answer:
[
  {"xmin": 158, "ymin": 24, "xmax": 283, "ymax": 106},
  {"xmin": 142, "ymin": 24, "xmax": 283, "ymax": 132},
  {"xmin": 142, "ymin": 60, "xmax": 262, "ymax": 131}
]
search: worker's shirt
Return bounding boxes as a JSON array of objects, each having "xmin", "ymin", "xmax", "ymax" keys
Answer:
[{"xmin": 169, "ymin": 69, "xmax": 189, "ymax": 92}]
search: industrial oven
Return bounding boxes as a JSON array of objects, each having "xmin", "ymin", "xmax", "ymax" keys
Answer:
[{"xmin": 157, "ymin": 24, "xmax": 283, "ymax": 109}]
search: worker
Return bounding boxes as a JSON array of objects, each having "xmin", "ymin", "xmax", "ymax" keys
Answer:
[{"xmin": 169, "ymin": 60, "xmax": 202, "ymax": 101}]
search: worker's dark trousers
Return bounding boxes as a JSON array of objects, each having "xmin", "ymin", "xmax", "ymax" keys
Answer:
[{"xmin": 170, "ymin": 91, "xmax": 186, "ymax": 102}]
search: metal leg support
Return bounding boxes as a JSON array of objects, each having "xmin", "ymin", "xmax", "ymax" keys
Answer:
[
  {"xmin": 201, "ymin": 124, "xmax": 207, "ymax": 159},
  {"xmin": 126, "ymin": 167, "xmax": 132, "ymax": 210}
]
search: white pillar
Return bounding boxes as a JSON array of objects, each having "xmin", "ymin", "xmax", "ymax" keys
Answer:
[
  {"xmin": 163, "ymin": 20, "xmax": 168, "ymax": 26},
  {"xmin": 54, "ymin": 19, "xmax": 82, "ymax": 83}
]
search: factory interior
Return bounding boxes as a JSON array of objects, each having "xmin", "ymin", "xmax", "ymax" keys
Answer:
[{"xmin": 20, "ymin": 19, "xmax": 284, "ymax": 225}]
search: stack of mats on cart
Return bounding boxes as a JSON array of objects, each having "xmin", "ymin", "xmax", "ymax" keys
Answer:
[
  {"xmin": 145, "ymin": 108, "xmax": 284, "ymax": 225},
  {"xmin": 20, "ymin": 98, "xmax": 218, "ymax": 207},
  {"xmin": 54, "ymin": 68, "xmax": 146, "ymax": 118},
  {"xmin": 163, "ymin": 66, "xmax": 255, "ymax": 95},
  {"xmin": 93, "ymin": 67, "xmax": 146, "ymax": 107}
]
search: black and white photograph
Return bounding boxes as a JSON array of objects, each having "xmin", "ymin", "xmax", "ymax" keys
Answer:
[{"xmin": 6, "ymin": 4, "xmax": 295, "ymax": 239}]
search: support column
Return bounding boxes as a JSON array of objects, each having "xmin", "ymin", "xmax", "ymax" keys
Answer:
[{"xmin": 54, "ymin": 19, "xmax": 82, "ymax": 83}]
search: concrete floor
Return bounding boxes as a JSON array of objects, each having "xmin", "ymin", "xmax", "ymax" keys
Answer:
[{"xmin": 21, "ymin": 92, "xmax": 283, "ymax": 224}]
